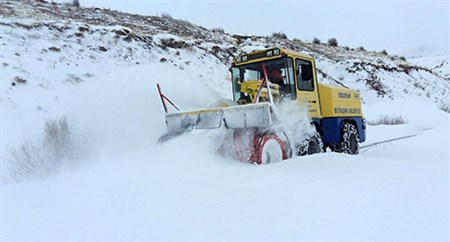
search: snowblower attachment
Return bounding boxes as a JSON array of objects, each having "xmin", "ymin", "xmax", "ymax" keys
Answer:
[
  {"xmin": 156, "ymin": 83, "xmax": 277, "ymax": 143},
  {"xmin": 165, "ymin": 102, "xmax": 274, "ymax": 132}
]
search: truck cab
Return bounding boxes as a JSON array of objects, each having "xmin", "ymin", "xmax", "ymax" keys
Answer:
[
  {"xmin": 231, "ymin": 47, "xmax": 366, "ymax": 153},
  {"xmin": 231, "ymin": 48, "xmax": 321, "ymax": 118}
]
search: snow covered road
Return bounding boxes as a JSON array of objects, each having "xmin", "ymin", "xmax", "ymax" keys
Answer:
[{"xmin": 2, "ymin": 118, "xmax": 448, "ymax": 240}]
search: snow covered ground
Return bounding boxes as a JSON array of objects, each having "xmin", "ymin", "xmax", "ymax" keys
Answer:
[
  {"xmin": 2, "ymin": 64, "xmax": 449, "ymax": 240},
  {"xmin": 2, "ymin": 109, "xmax": 449, "ymax": 240},
  {"xmin": 1, "ymin": 1, "xmax": 449, "ymax": 240}
]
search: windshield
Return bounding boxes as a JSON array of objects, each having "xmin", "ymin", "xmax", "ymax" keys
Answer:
[{"xmin": 231, "ymin": 57, "xmax": 295, "ymax": 103}]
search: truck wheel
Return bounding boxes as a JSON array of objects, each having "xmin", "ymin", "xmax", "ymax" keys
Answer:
[
  {"xmin": 258, "ymin": 133, "xmax": 286, "ymax": 164},
  {"xmin": 341, "ymin": 122, "xmax": 359, "ymax": 155},
  {"xmin": 296, "ymin": 132, "xmax": 323, "ymax": 156}
]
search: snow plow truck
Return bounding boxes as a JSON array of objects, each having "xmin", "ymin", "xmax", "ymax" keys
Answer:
[{"xmin": 157, "ymin": 47, "xmax": 366, "ymax": 164}]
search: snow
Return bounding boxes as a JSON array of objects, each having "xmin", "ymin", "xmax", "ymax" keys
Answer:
[
  {"xmin": 409, "ymin": 54, "xmax": 450, "ymax": 79},
  {"xmin": 2, "ymin": 112, "xmax": 449, "ymax": 240},
  {"xmin": 1, "ymin": 1, "xmax": 449, "ymax": 240}
]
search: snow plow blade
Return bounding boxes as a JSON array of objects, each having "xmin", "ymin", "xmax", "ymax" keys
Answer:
[{"xmin": 159, "ymin": 103, "xmax": 274, "ymax": 142}]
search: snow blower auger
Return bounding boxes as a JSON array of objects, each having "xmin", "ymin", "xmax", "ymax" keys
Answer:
[{"xmin": 157, "ymin": 47, "xmax": 367, "ymax": 164}]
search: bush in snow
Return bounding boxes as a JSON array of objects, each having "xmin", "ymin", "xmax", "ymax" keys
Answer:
[
  {"xmin": 211, "ymin": 27, "xmax": 225, "ymax": 34},
  {"xmin": 366, "ymin": 114, "xmax": 407, "ymax": 126},
  {"xmin": 272, "ymin": 32, "xmax": 287, "ymax": 39},
  {"xmin": 159, "ymin": 38, "xmax": 192, "ymax": 50},
  {"xmin": 160, "ymin": 12, "xmax": 172, "ymax": 19},
  {"xmin": 380, "ymin": 49, "xmax": 388, "ymax": 55},
  {"xmin": 312, "ymin": 37, "xmax": 321, "ymax": 44},
  {"xmin": 13, "ymin": 76, "xmax": 27, "ymax": 84},
  {"xmin": 1, "ymin": 117, "xmax": 78, "ymax": 184},
  {"xmin": 440, "ymin": 103, "xmax": 450, "ymax": 113},
  {"xmin": 72, "ymin": 0, "xmax": 79, "ymax": 7},
  {"xmin": 44, "ymin": 118, "xmax": 75, "ymax": 160},
  {"xmin": 327, "ymin": 38, "xmax": 338, "ymax": 47},
  {"xmin": 48, "ymin": 46, "xmax": 61, "ymax": 52}
]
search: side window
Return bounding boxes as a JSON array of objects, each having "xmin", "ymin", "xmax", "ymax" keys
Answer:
[
  {"xmin": 284, "ymin": 58, "xmax": 296, "ymax": 96},
  {"xmin": 296, "ymin": 59, "xmax": 314, "ymax": 91}
]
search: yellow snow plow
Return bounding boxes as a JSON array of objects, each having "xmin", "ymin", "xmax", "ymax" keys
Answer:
[{"xmin": 157, "ymin": 47, "xmax": 366, "ymax": 164}]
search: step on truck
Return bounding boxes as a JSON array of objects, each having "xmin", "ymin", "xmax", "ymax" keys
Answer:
[{"xmin": 158, "ymin": 47, "xmax": 366, "ymax": 164}]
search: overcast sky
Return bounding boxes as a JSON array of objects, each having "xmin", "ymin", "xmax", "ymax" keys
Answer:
[{"xmin": 81, "ymin": 0, "xmax": 449, "ymax": 57}]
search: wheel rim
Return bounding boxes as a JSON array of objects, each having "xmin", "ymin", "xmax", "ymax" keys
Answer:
[{"xmin": 260, "ymin": 136, "xmax": 284, "ymax": 164}]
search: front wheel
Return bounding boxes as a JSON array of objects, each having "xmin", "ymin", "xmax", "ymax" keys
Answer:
[{"xmin": 296, "ymin": 132, "xmax": 323, "ymax": 156}]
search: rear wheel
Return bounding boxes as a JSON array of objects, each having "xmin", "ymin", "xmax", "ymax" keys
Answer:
[{"xmin": 341, "ymin": 122, "xmax": 359, "ymax": 155}]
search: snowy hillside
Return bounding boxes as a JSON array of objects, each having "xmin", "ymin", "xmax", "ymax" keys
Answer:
[
  {"xmin": 1, "ymin": 0, "xmax": 449, "ymax": 106},
  {"xmin": 409, "ymin": 54, "xmax": 450, "ymax": 79},
  {"xmin": 1, "ymin": 0, "xmax": 449, "ymax": 240}
]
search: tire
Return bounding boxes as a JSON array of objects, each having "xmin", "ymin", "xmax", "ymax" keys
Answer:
[
  {"xmin": 341, "ymin": 122, "xmax": 359, "ymax": 155},
  {"xmin": 296, "ymin": 132, "xmax": 323, "ymax": 156},
  {"xmin": 258, "ymin": 133, "xmax": 287, "ymax": 164}
]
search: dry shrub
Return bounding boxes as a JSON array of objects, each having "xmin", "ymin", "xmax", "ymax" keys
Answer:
[
  {"xmin": 66, "ymin": 74, "xmax": 83, "ymax": 84},
  {"xmin": 211, "ymin": 27, "xmax": 225, "ymax": 34},
  {"xmin": 44, "ymin": 118, "xmax": 74, "ymax": 160},
  {"xmin": 440, "ymin": 103, "xmax": 450, "ymax": 113},
  {"xmin": 366, "ymin": 114, "xmax": 407, "ymax": 126},
  {"xmin": 48, "ymin": 46, "xmax": 61, "ymax": 52},
  {"xmin": 160, "ymin": 12, "xmax": 173, "ymax": 19},
  {"xmin": 14, "ymin": 76, "xmax": 27, "ymax": 84},
  {"xmin": 272, "ymin": 32, "xmax": 287, "ymax": 39},
  {"xmin": 159, "ymin": 38, "xmax": 192, "ymax": 50},
  {"xmin": 78, "ymin": 26, "xmax": 89, "ymax": 32},
  {"xmin": 398, "ymin": 63, "xmax": 413, "ymax": 74},
  {"xmin": 312, "ymin": 37, "xmax": 321, "ymax": 44},
  {"xmin": 114, "ymin": 29, "xmax": 128, "ymax": 36},
  {"xmin": 2, "ymin": 117, "xmax": 77, "ymax": 184},
  {"xmin": 123, "ymin": 32, "xmax": 135, "ymax": 42},
  {"xmin": 72, "ymin": 0, "xmax": 80, "ymax": 7},
  {"xmin": 328, "ymin": 38, "xmax": 338, "ymax": 47}
]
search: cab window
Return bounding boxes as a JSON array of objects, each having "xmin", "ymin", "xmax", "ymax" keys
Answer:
[{"xmin": 296, "ymin": 59, "xmax": 314, "ymax": 91}]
